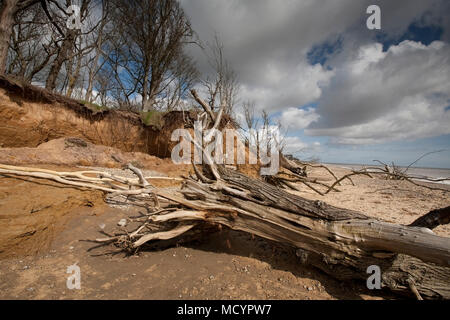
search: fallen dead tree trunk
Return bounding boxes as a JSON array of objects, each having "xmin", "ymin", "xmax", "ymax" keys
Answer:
[
  {"xmin": 160, "ymin": 167, "xmax": 450, "ymax": 299},
  {"xmin": 1, "ymin": 163, "xmax": 449, "ymax": 299},
  {"xmin": 410, "ymin": 206, "xmax": 450, "ymax": 230}
]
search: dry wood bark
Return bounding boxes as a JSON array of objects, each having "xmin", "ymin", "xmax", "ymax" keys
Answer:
[
  {"xmin": 162, "ymin": 167, "xmax": 450, "ymax": 299},
  {"xmin": 1, "ymin": 163, "xmax": 449, "ymax": 299},
  {"xmin": 279, "ymin": 153, "xmax": 307, "ymax": 177},
  {"xmin": 410, "ymin": 206, "xmax": 450, "ymax": 230}
]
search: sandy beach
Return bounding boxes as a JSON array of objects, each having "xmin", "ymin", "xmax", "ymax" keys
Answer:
[{"xmin": 0, "ymin": 146, "xmax": 448, "ymax": 299}]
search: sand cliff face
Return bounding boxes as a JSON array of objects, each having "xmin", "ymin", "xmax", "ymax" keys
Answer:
[
  {"xmin": 0, "ymin": 86, "xmax": 183, "ymax": 158},
  {"xmin": 0, "ymin": 90, "xmax": 140, "ymax": 150},
  {"xmin": 0, "ymin": 76, "xmax": 238, "ymax": 161}
]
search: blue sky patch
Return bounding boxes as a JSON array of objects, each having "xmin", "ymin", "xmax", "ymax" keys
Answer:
[
  {"xmin": 377, "ymin": 21, "xmax": 444, "ymax": 51},
  {"xmin": 307, "ymin": 37, "xmax": 342, "ymax": 66}
]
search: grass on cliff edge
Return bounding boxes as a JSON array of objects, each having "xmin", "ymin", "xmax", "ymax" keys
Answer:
[
  {"xmin": 78, "ymin": 100, "xmax": 165, "ymax": 128},
  {"xmin": 79, "ymin": 100, "xmax": 108, "ymax": 113},
  {"xmin": 141, "ymin": 110, "xmax": 165, "ymax": 128}
]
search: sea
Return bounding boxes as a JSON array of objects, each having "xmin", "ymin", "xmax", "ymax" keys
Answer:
[{"xmin": 325, "ymin": 163, "xmax": 450, "ymax": 185}]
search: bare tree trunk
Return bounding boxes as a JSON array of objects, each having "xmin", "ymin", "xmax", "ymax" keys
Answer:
[
  {"xmin": 142, "ymin": 67, "xmax": 150, "ymax": 111},
  {"xmin": 0, "ymin": 0, "xmax": 19, "ymax": 75},
  {"xmin": 66, "ymin": 49, "xmax": 83, "ymax": 98},
  {"xmin": 85, "ymin": 43, "xmax": 102, "ymax": 102},
  {"xmin": 45, "ymin": 30, "xmax": 78, "ymax": 91},
  {"xmin": 84, "ymin": 0, "xmax": 108, "ymax": 102},
  {"xmin": 0, "ymin": 0, "xmax": 41, "ymax": 75},
  {"xmin": 173, "ymin": 167, "xmax": 450, "ymax": 299},
  {"xmin": 85, "ymin": 68, "xmax": 95, "ymax": 102}
]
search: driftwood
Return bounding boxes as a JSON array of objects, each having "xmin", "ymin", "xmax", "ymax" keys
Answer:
[
  {"xmin": 270, "ymin": 153, "xmax": 362, "ymax": 196},
  {"xmin": 2, "ymin": 93, "xmax": 449, "ymax": 300},
  {"xmin": 1, "ymin": 162, "xmax": 450, "ymax": 299},
  {"xmin": 279, "ymin": 153, "xmax": 307, "ymax": 177},
  {"xmin": 410, "ymin": 206, "xmax": 450, "ymax": 230},
  {"xmin": 175, "ymin": 167, "xmax": 450, "ymax": 299},
  {"xmin": 349, "ymin": 159, "xmax": 450, "ymax": 194},
  {"xmin": 192, "ymin": 87, "xmax": 354, "ymax": 197},
  {"xmin": 273, "ymin": 154, "xmax": 450, "ymax": 196}
]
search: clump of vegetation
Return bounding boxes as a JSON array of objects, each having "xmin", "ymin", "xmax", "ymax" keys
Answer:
[
  {"xmin": 141, "ymin": 110, "xmax": 165, "ymax": 129},
  {"xmin": 79, "ymin": 100, "xmax": 107, "ymax": 113}
]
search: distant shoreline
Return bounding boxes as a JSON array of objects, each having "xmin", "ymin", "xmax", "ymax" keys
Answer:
[
  {"xmin": 324, "ymin": 162, "xmax": 450, "ymax": 171},
  {"xmin": 324, "ymin": 162, "xmax": 450, "ymax": 185}
]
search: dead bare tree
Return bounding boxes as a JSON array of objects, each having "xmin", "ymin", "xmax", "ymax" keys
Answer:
[
  {"xmin": 238, "ymin": 98, "xmax": 349, "ymax": 194},
  {"xmin": 241, "ymin": 100, "xmax": 260, "ymax": 157},
  {"xmin": 3, "ymin": 0, "xmax": 198, "ymax": 111},
  {"xmin": 3, "ymin": 0, "xmax": 95, "ymax": 93},
  {"xmin": 0, "ymin": 0, "xmax": 47, "ymax": 75},
  {"xmin": 1, "ymin": 160, "xmax": 449, "ymax": 300},
  {"xmin": 6, "ymin": 4, "xmax": 57, "ymax": 81},
  {"xmin": 328, "ymin": 165, "xmax": 450, "ymax": 194},
  {"xmin": 237, "ymin": 101, "xmax": 343, "ymax": 195},
  {"xmin": 92, "ymin": 67, "xmax": 114, "ymax": 107},
  {"xmin": 104, "ymin": 0, "xmax": 197, "ymax": 112},
  {"xmin": 243, "ymin": 100, "xmax": 257, "ymax": 134},
  {"xmin": 43, "ymin": 0, "xmax": 93, "ymax": 91},
  {"xmin": 200, "ymin": 34, "xmax": 238, "ymax": 117},
  {"xmin": 324, "ymin": 151, "xmax": 450, "ymax": 195},
  {"xmin": 82, "ymin": 0, "xmax": 109, "ymax": 103}
]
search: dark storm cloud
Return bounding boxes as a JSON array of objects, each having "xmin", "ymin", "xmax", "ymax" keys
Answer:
[{"xmin": 180, "ymin": 0, "xmax": 450, "ymax": 144}]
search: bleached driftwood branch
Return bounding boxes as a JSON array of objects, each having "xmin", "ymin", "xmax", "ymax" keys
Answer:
[{"xmin": 1, "ymin": 162, "xmax": 449, "ymax": 299}]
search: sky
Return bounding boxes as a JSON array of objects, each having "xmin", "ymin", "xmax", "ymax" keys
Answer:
[{"xmin": 179, "ymin": 0, "xmax": 450, "ymax": 168}]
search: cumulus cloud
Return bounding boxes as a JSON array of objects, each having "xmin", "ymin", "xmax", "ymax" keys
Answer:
[
  {"xmin": 179, "ymin": 0, "xmax": 450, "ymax": 155},
  {"xmin": 181, "ymin": 0, "xmax": 446, "ymax": 111},
  {"xmin": 283, "ymin": 136, "xmax": 308, "ymax": 154},
  {"xmin": 239, "ymin": 62, "xmax": 334, "ymax": 111},
  {"xmin": 279, "ymin": 107, "xmax": 320, "ymax": 131},
  {"xmin": 282, "ymin": 137, "xmax": 322, "ymax": 157},
  {"xmin": 307, "ymin": 40, "xmax": 450, "ymax": 144}
]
